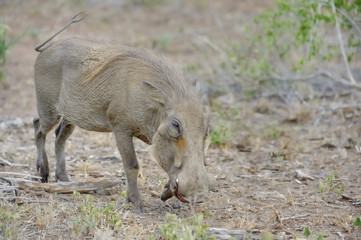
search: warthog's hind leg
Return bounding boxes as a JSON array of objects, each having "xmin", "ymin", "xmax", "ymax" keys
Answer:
[
  {"xmin": 54, "ymin": 118, "xmax": 75, "ymax": 182},
  {"xmin": 34, "ymin": 117, "xmax": 59, "ymax": 183}
]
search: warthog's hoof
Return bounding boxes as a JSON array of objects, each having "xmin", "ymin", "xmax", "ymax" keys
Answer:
[
  {"xmin": 55, "ymin": 173, "xmax": 70, "ymax": 182},
  {"xmin": 37, "ymin": 166, "xmax": 49, "ymax": 183}
]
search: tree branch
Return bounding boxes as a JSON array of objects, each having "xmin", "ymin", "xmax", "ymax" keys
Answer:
[
  {"xmin": 330, "ymin": 0, "xmax": 356, "ymax": 85},
  {"xmin": 262, "ymin": 69, "xmax": 361, "ymax": 90},
  {"xmin": 336, "ymin": 7, "xmax": 361, "ymax": 40}
]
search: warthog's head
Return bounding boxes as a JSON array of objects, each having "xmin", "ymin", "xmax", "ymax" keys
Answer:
[{"xmin": 145, "ymin": 81, "xmax": 211, "ymax": 203}]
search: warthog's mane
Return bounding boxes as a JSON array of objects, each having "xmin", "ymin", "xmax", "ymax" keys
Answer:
[{"xmin": 82, "ymin": 47, "xmax": 201, "ymax": 102}]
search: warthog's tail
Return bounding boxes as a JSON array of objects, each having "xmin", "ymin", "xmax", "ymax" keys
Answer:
[{"xmin": 34, "ymin": 12, "xmax": 86, "ymax": 52}]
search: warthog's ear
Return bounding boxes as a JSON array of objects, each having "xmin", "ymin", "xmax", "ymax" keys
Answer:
[
  {"xmin": 193, "ymin": 78, "xmax": 208, "ymax": 105},
  {"xmin": 143, "ymin": 81, "xmax": 168, "ymax": 107}
]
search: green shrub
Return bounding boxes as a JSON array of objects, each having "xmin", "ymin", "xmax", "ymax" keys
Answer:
[
  {"xmin": 0, "ymin": 22, "xmax": 22, "ymax": 88},
  {"xmin": 208, "ymin": 121, "xmax": 231, "ymax": 147},
  {"xmin": 224, "ymin": 0, "xmax": 361, "ymax": 87},
  {"xmin": 0, "ymin": 205, "xmax": 20, "ymax": 239},
  {"xmin": 319, "ymin": 173, "xmax": 344, "ymax": 195},
  {"xmin": 71, "ymin": 192, "xmax": 122, "ymax": 236}
]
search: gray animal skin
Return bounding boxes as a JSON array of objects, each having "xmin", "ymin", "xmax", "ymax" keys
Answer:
[{"xmin": 33, "ymin": 24, "xmax": 211, "ymax": 211}]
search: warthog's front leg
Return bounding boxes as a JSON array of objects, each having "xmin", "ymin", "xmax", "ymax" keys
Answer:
[
  {"xmin": 54, "ymin": 119, "xmax": 75, "ymax": 182},
  {"xmin": 113, "ymin": 130, "xmax": 144, "ymax": 212}
]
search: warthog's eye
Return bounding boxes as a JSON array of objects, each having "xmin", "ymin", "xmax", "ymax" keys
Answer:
[
  {"xmin": 172, "ymin": 119, "xmax": 180, "ymax": 133},
  {"xmin": 167, "ymin": 118, "xmax": 182, "ymax": 139}
]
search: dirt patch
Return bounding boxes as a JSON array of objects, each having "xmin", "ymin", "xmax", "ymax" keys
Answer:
[{"xmin": 1, "ymin": 1, "xmax": 360, "ymax": 239}]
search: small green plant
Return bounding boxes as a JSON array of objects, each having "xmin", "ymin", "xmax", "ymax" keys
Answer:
[
  {"xmin": 158, "ymin": 213, "xmax": 215, "ymax": 240},
  {"xmin": 121, "ymin": 190, "xmax": 127, "ymax": 200},
  {"xmin": 152, "ymin": 34, "xmax": 174, "ymax": 50},
  {"xmin": 303, "ymin": 226, "xmax": 324, "ymax": 240},
  {"xmin": 264, "ymin": 124, "xmax": 282, "ymax": 140},
  {"xmin": 71, "ymin": 193, "xmax": 122, "ymax": 236},
  {"xmin": 0, "ymin": 205, "xmax": 20, "ymax": 239},
  {"xmin": 303, "ymin": 226, "xmax": 311, "ymax": 238},
  {"xmin": 319, "ymin": 173, "xmax": 344, "ymax": 195},
  {"xmin": 208, "ymin": 121, "xmax": 231, "ymax": 147},
  {"xmin": 354, "ymin": 217, "xmax": 361, "ymax": 229},
  {"xmin": 261, "ymin": 231, "xmax": 273, "ymax": 240}
]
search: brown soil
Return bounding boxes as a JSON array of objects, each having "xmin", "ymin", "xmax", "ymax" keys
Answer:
[{"xmin": 0, "ymin": 1, "xmax": 360, "ymax": 239}]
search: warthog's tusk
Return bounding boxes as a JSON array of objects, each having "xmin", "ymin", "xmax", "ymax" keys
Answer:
[{"xmin": 173, "ymin": 179, "xmax": 188, "ymax": 203}]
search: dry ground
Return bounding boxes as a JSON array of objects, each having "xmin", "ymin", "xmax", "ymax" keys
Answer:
[{"xmin": 0, "ymin": 1, "xmax": 360, "ymax": 239}]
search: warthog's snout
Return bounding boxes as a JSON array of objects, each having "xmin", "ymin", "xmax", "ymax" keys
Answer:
[
  {"xmin": 161, "ymin": 178, "xmax": 209, "ymax": 203},
  {"xmin": 160, "ymin": 160, "xmax": 211, "ymax": 204},
  {"xmin": 175, "ymin": 168, "xmax": 210, "ymax": 203},
  {"xmin": 174, "ymin": 181, "xmax": 209, "ymax": 203}
]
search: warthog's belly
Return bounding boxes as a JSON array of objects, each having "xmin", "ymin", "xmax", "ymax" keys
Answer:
[{"xmin": 57, "ymin": 94, "xmax": 113, "ymax": 132}]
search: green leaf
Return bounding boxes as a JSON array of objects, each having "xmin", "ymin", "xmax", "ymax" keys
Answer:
[
  {"xmin": 354, "ymin": 217, "xmax": 361, "ymax": 227},
  {"xmin": 315, "ymin": 233, "xmax": 324, "ymax": 240},
  {"xmin": 303, "ymin": 226, "xmax": 311, "ymax": 237},
  {"xmin": 276, "ymin": 0, "xmax": 291, "ymax": 12}
]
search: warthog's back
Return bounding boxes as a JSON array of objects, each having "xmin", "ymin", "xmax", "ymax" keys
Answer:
[{"xmin": 34, "ymin": 37, "xmax": 194, "ymax": 134}]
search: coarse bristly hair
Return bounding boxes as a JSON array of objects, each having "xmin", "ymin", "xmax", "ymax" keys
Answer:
[{"xmin": 82, "ymin": 46, "xmax": 202, "ymax": 104}]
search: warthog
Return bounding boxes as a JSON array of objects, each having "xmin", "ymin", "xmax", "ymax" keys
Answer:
[{"xmin": 33, "ymin": 14, "xmax": 211, "ymax": 211}]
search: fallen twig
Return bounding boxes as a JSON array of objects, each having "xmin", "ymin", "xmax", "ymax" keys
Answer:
[
  {"xmin": 0, "ymin": 172, "xmax": 42, "ymax": 180},
  {"xmin": 295, "ymin": 169, "xmax": 315, "ymax": 181},
  {"xmin": 265, "ymin": 69, "xmax": 361, "ymax": 89},
  {"xmin": 0, "ymin": 176, "xmax": 19, "ymax": 196},
  {"xmin": 17, "ymin": 178, "xmax": 125, "ymax": 194},
  {"xmin": 341, "ymin": 194, "xmax": 361, "ymax": 206},
  {"xmin": 281, "ymin": 213, "xmax": 311, "ymax": 221},
  {"xmin": 207, "ymin": 228, "xmax": 251, "ymax": 239},
  {"xmin": 0, "ymin": 157, "xmax": 28, "ymax": 167},
  {"xmin": 336, "ymin": 231, "xmax": 345, "ymax": 240}
]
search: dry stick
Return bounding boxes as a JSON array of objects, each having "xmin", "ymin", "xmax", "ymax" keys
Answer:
[
  {"xmin": 0, "ymin": 197, "xmax": 50, "ymax": 203},
  {"xmin": 312, "ymin": 102, "xmax": 361, "ymax": 126},
  {"xmin": 0, "ymin": 176, "xmax": 18, "ymax": 196},
  {"xmin": 266, "ymin": 69, "xmax": 361, "ymax": 90},
  {"xmin": 307, "ymin": 102, "xmax": 361, "ymax": 111},
  {"xmin": 17, "ymin": 178, "xmax": 125, "ymax": 194},
  {"xmin": 0, "ymin": 172, "xmax": 42, "ymax": 179},
  {"xmin": 281, "ymin": 213, "xmax": 311, "ymax": 221},
  {"xmin": 330, "ymin": 0, "xmax": 356, "ymax": 85},
  {"xmin": 0, "ymin": 157, "xmax": 28, "ymax": 167},
  {"xmin": 336, "ymin": 7, "xmax": 361, "ymax": 40}
]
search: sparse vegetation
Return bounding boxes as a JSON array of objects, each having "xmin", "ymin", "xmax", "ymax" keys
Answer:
[
  {"xmin": 158, "ymin": 213, "xmax": 215, "ymax": 240},
  {"xmin": 319, "ymin": 173, "xmax": 344, "ymax": 196},
  {"xmin": 220, "ymin": 0, "xmax": 361, "ymax": 100},
  {"xmin": 70, "ymin": 192, "xmax": 122, "ymax": 236},
  {"xmin": 0, "ymin": 22, "xmax": 21, "ymax": 88},
  {"xmin": 208, "ymin": 121, "xmax": 231, "ymax": 147},
  {"xmin": 152, "ymin": 34, "xmax": 174, "ymax": 50},
  {"xmin": 264, "ymin": 124, "xmax": 283, "ymax": 140},
  {"xmin": 354, "ymin": 217, "xmax": 361, "ymax": 229},
  {"xmin": 0, "ymin": 205, "xmax": 20, "ymax": 239},
  {"xmin": 302, "ymin": 226, "xmax": 324, "ymax": 240}
]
